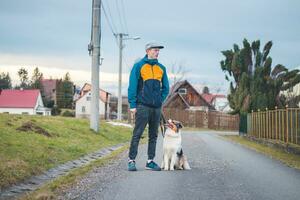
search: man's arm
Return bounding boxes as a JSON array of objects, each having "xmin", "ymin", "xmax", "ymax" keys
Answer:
[
  {"xmin": 161, "ymin": 67, "xmax": 169, "ymax": 102},
  {"xmin": 128, "ymin": 63, "xmax": 140, "ymax": 109}
]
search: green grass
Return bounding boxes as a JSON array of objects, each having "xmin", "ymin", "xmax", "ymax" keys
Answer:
[
  {"xmin": 21, "ymin": 145, "xmax": 129, "ymax": 200},
  {"xmin": 0, "ymin": 113, "xmax": 133, "ymax": 190},
  {"xmin": 223, "ymin": 135, "xmax": 300, "ymax": 170}
]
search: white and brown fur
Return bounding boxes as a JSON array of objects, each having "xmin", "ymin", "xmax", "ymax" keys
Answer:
[{"xmin": 161, "ymin": 119, "xmax": 191, "ymax": 171}]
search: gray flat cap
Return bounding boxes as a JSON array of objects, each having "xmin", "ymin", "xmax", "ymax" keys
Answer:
[{"xmin": 145, "ymin": 42, "xmax": 164, "ymax": 50}]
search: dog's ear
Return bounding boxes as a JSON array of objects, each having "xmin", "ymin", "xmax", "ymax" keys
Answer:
[
  {"xmin": 173, "ymin": 120, "xmax": 183, "ymax": 129},
  {"xmin": 178, "ymin": 122, "xmax": 183, "ymax": 129}
]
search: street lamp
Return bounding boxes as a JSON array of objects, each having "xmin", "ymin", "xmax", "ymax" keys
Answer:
[{"xmin": 115, "ymin": 33, "xmax": 140, "ymax": 121}]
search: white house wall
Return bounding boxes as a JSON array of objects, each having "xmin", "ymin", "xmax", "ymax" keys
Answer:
[
  {"xmin": 0, "ymin": 108, "xmax": 35, "ymax": 115},
  {"xmin": 75, "ymin": 93, "xmax": 108, "ymax": 118},
  {"xmin": 213, "ymin": 97, "xmax": 232, "ymax": 112}
]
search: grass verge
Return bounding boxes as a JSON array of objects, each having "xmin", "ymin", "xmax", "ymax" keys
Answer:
[
  {"xmin": 223, "ymin": 135, "xmax": 300, "ymax": 170},
  {"xmin": 20, "ymin": 145, "xmax": 129, "ymax": 200},
  {"xmin": 0, "ymin": 113, "xmax": 133, "ymax": 190}
]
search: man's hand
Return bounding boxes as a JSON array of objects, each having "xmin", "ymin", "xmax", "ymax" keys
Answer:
[{"xmin": 130, "ymin": 108, "xmax": 137, "ymax": 114}]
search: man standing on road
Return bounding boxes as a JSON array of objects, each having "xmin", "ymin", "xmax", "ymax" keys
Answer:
[{"xmin": 127, "ymin": 42, "xmax": 169, "ymax": 171}]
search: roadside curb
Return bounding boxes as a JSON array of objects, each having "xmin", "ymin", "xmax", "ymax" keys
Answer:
[
  {"xmin": 243, "ymin": 135, "xmax": 300, "ymax": 156},
  {"xmin": 0, "ymin": 143, "xmax": 127, "ymax": 200}
]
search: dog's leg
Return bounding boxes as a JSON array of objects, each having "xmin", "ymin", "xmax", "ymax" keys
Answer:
[
  {"xmin": 174, "ymin": 156, "xmax": 180, "ymax": 170},
  {"xmin": 177, "ymin": 156, "xmax": 183, "ymax": 170},
  {"xmin": 164, "ymin": 154, "xmax": 169, "ymax": 171},
  {"xmin": 170, "ymin": 154, "xmax": 176, "ymax": 171},
  {"xmin": 161, "ymin": 154, "xmax": 165, "ymax": 169}
]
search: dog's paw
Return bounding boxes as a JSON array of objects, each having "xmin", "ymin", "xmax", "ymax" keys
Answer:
[{"xmin": 170, "ymin": 167, "xmax": 174, "ymax": 171}]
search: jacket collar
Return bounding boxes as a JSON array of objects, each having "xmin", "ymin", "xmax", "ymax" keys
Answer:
[{"xmin": 142, "ymin": 55, "xmax": 158, "ymax": 65}]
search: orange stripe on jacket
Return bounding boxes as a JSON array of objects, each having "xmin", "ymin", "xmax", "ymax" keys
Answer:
[{"xmin": 140, "ymin": 64, "xmax": 163, "ymax": 81}]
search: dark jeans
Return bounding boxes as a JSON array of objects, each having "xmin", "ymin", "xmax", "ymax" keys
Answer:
[{"xmin": 128, "ymin": 104, "xmax": 161, "ymax": 160}]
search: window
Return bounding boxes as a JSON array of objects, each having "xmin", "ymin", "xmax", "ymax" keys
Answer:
[
  {"xmin": 82, "ymin": 106, "xmax": 86, "ymax": 113},
  {"xmin": 178, "ymin": 88, "xmax": 187, "ymax": 95},
  {"xmin": 86, "ymin": 96, "xmax": 91, "ymax": 101}
]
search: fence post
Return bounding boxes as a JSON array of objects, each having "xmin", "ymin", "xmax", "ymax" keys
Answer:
[
  {"xmin": 275, "ymin": 106, "xmax": 278, "ymax": 140},
  {"xmin": 266, "ymin": 108, "xmax": 268, "ymax": 139},
  {"xmin": 280, "ymin": 108, "xmax": 285, "ymax": 141},
  {"xmin": 286, "ymin": 105, "xmax": 289, "ymax": 143},
  {"xmin": 296, "ymin": 109, "xmax": 298, "ymax": 145},
  {"xmin": 251, "ymin": 110, "xmax": 253, "ymax": 136},
  {"xmin": 291, "ymin": 108, "xmax": 293, "ymax": 144}
]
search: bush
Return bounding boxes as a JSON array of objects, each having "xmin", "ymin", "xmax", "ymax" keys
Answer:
[
  {"xmin": 51, "ymin": 106, "xmax": 61, "ymax": 116},
  {"xmin": 61, "ymin": 110, "xmax": 75, "ymax": 117}
]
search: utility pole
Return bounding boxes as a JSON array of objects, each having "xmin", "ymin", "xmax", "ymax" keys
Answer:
[
  {"xmin": 88, "ymin": 0, "xmax": 101, "ymax": 132},
  {"xmin": 115, "ymin": 33, "xmax": 140, "ymax": 121},
  {"xmin": 116, "ymin": 33, "xmax": 127, "ymax": 121}
]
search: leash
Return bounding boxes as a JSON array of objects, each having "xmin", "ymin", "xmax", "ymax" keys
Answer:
[{"xmin": 160, "ymin": 111, "xmax": 167, "ymax": 138}]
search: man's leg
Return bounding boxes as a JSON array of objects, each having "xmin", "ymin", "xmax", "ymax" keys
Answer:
[
  {"xmin": 147, "ymin": 106, "xmax": 161, "ymax": 160},
  {"xmin": 128, "ymin": 105, "xmax": 149, "ymax": 160}
]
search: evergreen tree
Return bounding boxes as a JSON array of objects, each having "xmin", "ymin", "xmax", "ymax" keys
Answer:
[
  {"xmin": 30, "ymin": 67, "xmax": 43, "ymax": 89},
  {"xmin": 202, "ymin": 86, "xmax": 210, "ymax": 94},
  {"xmin": 17, "ymin": 67, "xmax": 29, "ymax": 89},
  {"xmin": 0, "ymin": 72, "xmax": 12, "ymax": 89},
  {"xmin": 56, "ymin": 72, "xmax": 74, "ymax": 108},
  {"xmin": 221, "ymin": 39, "xmax": 300, "ymax": 114}
]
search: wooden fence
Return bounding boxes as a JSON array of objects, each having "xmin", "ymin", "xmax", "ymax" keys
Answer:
[
  {"xmin": 128, "ymin": 108, "xmax": 239, "ymax": 131},
  {"xmin": 158, "ymin": 108, "xmax": 238, "ymax": 131},
  {"xmin": 208, "ymin": 111, "xmax": 240, "ymax": 131},
  {"xmin": 248, "ymin": 107, "xmax": 300, "ymax": 145}
]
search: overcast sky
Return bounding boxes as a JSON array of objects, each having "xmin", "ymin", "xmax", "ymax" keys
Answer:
[{"xmin": 0, "ymin": 0, "xmax": 299, "ymax": 95}]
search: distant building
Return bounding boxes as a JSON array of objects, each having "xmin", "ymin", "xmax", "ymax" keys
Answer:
[
  {"xmin": 75, "ymin": 83, "xmax": 111, "ymax": 119},
  {"xmin": 164, "ymin": 80, "xmax": 231, "ymax": 113},
  {"xmin": 201, "ymin": 93, "xmax": 231, "ymax": 113},
  {"xmin": 40, "ymin": 79, "xmax": 58, "ymax": 106},
  {"xmin": 164, "ymin": 80, "xmax": 215, "ymax": 111},
  {"xmin": 281, "ymin": 66, "xmax": 300, "ymax": 107},
  {"xmin": 109, "ymin": 95, "xmax": 129, "ymax": 120},
  {"xmin": 0, "ymin": 89, "xmax": 51, "ymax": 115}
]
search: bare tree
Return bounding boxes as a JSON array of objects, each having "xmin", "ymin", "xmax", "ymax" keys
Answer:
[{"xmin": 170, "ymin": 61, "xmax": 189, "ymax": 86}]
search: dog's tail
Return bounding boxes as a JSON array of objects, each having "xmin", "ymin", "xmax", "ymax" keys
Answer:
[{"xmin": 182, "ymin": 155, "xmax": 191, "ymax": 170}]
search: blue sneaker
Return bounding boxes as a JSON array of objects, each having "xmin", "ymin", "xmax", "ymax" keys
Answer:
[
  {"xmin": 128, "ymin": 160, "xmax": 137, "ymax": 171},
  {"xmin": 145, "ymin": 161, "xmax": 161, "ymax": 171}
]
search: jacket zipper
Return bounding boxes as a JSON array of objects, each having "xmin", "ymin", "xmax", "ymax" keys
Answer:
[{"xmin": 151, "ymin": 65, "xmax": 155, "ymax": 105}]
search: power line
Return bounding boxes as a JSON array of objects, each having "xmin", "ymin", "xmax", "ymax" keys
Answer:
[
  {"xmin": 101, "ymin": 1, "xmax": 116, "ymax": 35},
  {"xmin": 120, "ymin": 0, "xmax": 129, "ymax": 34},
  {"xmin": 103, "ymin": 0, "xmax": 118, "ymax": 32},
  {"xmin": 102, "ymin": 1, "xmax": 119, "ymax": 46},
  {"xmin": 115, "ymin": 0, "xmax": 126, "ymax": 33}
]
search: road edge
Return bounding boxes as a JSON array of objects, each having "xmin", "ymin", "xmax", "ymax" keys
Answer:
[{"xmin": 220, "ymin": 135, "xmax": 300, "ymax": 170}]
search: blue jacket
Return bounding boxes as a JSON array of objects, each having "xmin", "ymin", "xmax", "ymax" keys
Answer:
[{"xmin": 128, "ymin": 55, "xmax": 169, "ymax": 109}]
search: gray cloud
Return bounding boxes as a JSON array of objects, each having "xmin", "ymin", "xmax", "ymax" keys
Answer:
[{"xmin": 0, "ymin": 0, "xmax": 299, "ymax": 91}]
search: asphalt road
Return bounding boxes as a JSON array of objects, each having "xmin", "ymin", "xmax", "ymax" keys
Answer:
[{"xmin": 59, "ymin": 131, "xmax": 300, "ymax": 200}]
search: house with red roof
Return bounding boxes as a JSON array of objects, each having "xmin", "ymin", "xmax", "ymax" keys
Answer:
[
  {"xmin": 201, "ymin": 93, "xmax": 231, "ymax": 113},
  {"xmin": 75, "ymin": 83, "xmax": 111, "ymax": 119},
  {"xmin": 164, "ymin": 80, "xmax": 215, "ymax": 111},
  {"xmin": 0, "ymin": 89, "xmax": 51, "ymax": 115},
  {"xmin": 164, "ymin": 80, "xmax": 231, "ymax": 112}
]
